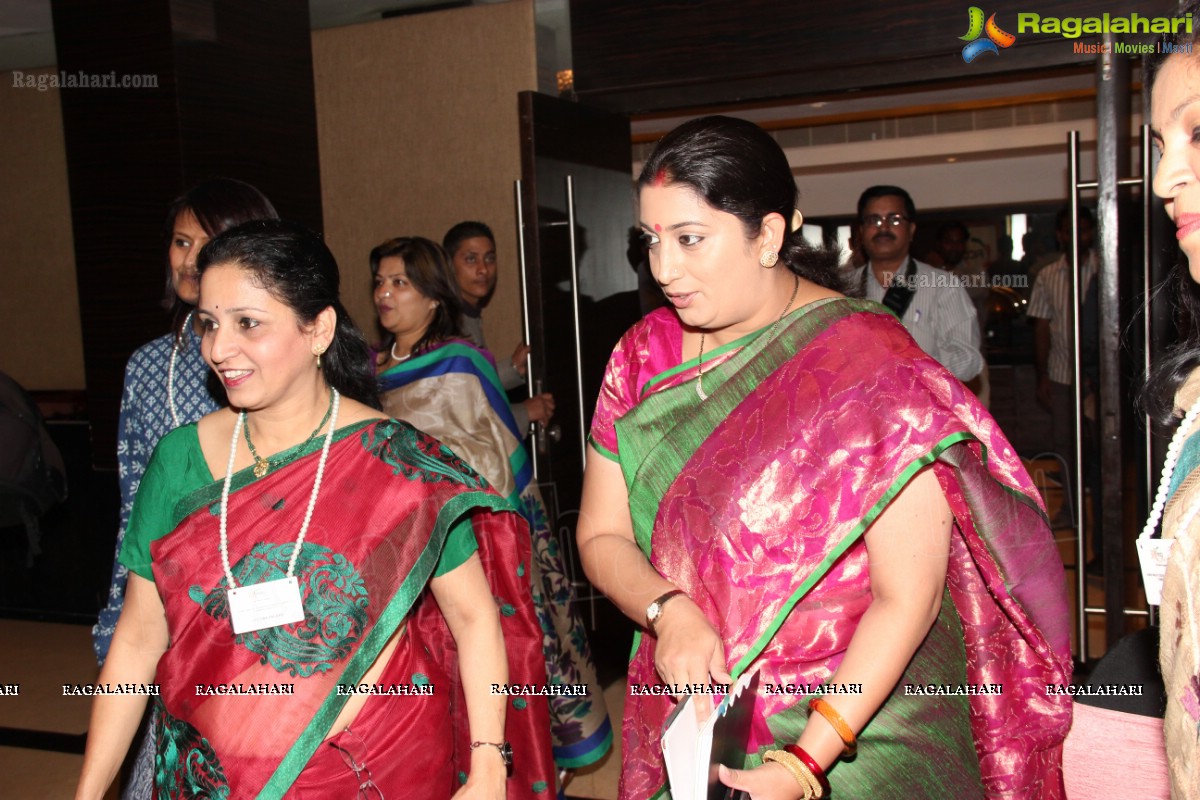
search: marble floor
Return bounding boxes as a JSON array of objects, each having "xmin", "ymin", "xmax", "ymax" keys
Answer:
[{"xmin": 0, "ymin": 618, "xmax": 623, "ymax": 799}]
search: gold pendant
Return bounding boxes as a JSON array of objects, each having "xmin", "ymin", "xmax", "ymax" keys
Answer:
[{"xmin": 253, "ymin": 458, "xmax": 270, "ymax": 479}]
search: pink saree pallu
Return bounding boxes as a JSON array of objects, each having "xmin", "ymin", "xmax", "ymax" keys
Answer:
[
  {"xmin": 608, "ymin": 299, "xmax": 1072, "ymax": 799},
  {"xmin": 147, "ymin": 419, "xmax": 555, "ymax": 798}
]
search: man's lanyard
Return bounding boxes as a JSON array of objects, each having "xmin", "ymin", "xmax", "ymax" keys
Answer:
[{"xmin": 879, "ymin": 258, "xmax": 918, "ymax": 320}]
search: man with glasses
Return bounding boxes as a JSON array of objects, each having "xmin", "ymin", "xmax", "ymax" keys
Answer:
[{"xmin": 846, "ymin": 185, "xmax": 983, "ymax": 384}]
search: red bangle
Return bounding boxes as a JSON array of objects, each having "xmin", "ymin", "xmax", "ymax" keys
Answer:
[{"xmin": 784, "ymin": 744, "xmax": 831, "ymax": 796}]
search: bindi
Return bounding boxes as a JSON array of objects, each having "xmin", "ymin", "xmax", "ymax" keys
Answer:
[{"xmin": 654, "ymin": 224, "xmax": 662, "ymax": 232}]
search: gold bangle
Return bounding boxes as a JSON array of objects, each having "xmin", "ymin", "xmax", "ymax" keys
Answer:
[
  {"xmin": 763, "ymin": 750, "xmax": 821, "ymax": 798},
  {"xmin": 809, "ymin": 697, "xmax": 857, "ymax": 757}
]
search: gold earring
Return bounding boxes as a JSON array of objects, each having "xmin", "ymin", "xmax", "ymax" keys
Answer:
[
  {"xmin": 760, "ymin": 250, "xmax": 779, "ymax": 268},
  {"xmin": 315, "ymin": 348, "xmax": 325, "ymax": 370}
]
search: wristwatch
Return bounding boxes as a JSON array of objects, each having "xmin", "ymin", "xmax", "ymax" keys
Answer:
[
  {"xmin": 471, "ymin": 740, "xmax": 513, "ymax": 773},
  {"xmin": 646, "ymin": 589, "xmax": 685, "ymax": 631}
]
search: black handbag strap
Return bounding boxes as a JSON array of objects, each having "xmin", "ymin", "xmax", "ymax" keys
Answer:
[{"xmin": 879, "ymin": 258, "xmax": 918, "ymax": 319}]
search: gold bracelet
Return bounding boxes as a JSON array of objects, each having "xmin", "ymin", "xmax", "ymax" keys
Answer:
[{"xmin": 763, "ymin": 749, "xmax": 822, "ymax": 798}]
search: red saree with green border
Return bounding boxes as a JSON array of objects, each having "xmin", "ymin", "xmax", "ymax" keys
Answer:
[
  {"xmin": 594, "ymin": 299, "xmax": 1072, "ymax": 799},
  {"xmin": 144, "ymin": 418, "xmax": 555, "ymax": 798}
]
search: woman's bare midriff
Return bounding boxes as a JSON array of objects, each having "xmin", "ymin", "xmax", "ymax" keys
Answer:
[{"xmin": 323, "ymin": 623, "xmax": 405, "ymax": 739}]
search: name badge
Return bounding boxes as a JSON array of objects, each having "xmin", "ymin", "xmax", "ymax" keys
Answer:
[
  {"xmin": 228, "ymin": 577, "xmax": 305, "ymax": 634},
  {"xmin": 1136, "ymin": 538, "xmax": 1174, "ymax": 607}
]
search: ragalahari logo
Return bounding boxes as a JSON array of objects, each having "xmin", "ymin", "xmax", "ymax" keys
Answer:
[{"xmin": 960, "ymin": 7, "xmax": 1017, "ymax": 62}]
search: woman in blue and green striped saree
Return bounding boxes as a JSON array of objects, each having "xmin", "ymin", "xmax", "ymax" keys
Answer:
[{"xmin": 371, "ymin": 237, "xmax": 612, "ymax": 773}]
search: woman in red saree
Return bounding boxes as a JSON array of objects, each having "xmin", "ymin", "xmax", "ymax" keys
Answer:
[
  {"xmin": 76, "ymin": 221, "xmax": 554, "ymax": 799},
  {"xmin": 578, "ymin": 117, "xmax": 1072, "ymax": 799}
]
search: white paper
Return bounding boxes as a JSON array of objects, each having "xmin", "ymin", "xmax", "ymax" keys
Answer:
[
  {"xmin": 228, "ymin": 576, "xmax": 304, "ymax": 634},
  {"xmin": 661, "ymin": 695, "xmax": 704, "ymax": 800},
  {"xmin": 660, "ymin": 669, "xmax": 758, "ymax": 800},
  {"xmin": 1137, "ymin": 538, "xmax": 1174, "ymax": 606}
]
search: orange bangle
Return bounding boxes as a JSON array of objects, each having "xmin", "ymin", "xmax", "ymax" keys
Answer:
[{"xmin": 808, "ymin": 698, "xmax": 856, "ymax": 757}]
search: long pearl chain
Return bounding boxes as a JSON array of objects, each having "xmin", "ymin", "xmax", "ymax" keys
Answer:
[
  {"xmin": 219, "ymin": 389, "xmax": 340, "ymax": 587},
  {"xmin": 167, "ymin": 310, "xmax": 194, "ymax": 428},
  {"xmin": 1141, "ymin": 394, "xmax": 1200, "ymax": 672}
]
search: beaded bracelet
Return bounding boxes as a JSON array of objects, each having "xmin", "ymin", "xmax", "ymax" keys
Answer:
[
  {"xmin": 763, "ymin": 750, "xmax": 823, "ymax": 798},
  {"xmin": 808, "ymin": 698, "xmax": 857, "ymax": 757},
  {"xmin": 784, "ymin": 744, "xmax": 832, "ymax": 795}
]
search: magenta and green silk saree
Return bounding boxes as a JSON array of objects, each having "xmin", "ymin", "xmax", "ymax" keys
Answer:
[{"xmin": 590, "ymin": 299, "xmax": 1073, "ymax": 799}]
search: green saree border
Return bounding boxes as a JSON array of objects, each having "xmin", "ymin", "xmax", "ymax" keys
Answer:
[
  {"xmin": 729, "ymin": 431, "xmax": 977, "ymax": 677},
  {"xmin": 379, "ymin": 341, "xmax": 507, "ymax": 397},
  {"xmin": 618, "ymin": 298, "xmax": 857, "ymax": 555},
  {"xmin": 639, "ymin": 325, "xmax": 763, "ymax": 399},
  {"xmin": 171, "ymin": 419, "xmax": 378, "ymax": 528},
  {"xmin": 588, "ymin": 435, "xmax": 619, "ymax": 463},
  {"xmin": 258, "ymin": 490, "xmax": 513, "ymax": 799},
  {"xmin": 641, "ymin": 430, "xmax": 983, "ymax": 799}
]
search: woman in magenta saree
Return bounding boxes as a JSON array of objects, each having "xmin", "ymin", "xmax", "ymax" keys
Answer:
[
  {"xmin": 76, "ymin": 221, "xmax": 555, "ymax": 800},
  {"xmin": 578, "ymin": 117, "xmax": 1072, "ymax": 800}
]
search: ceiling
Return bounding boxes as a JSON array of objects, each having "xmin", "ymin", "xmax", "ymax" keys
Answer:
[
  {"xmin": 0, "ymin": 0, "xmax": 557, "ymax": 71},
  {"xmin": 2, "ymin": 0, "xmax": 1118, "ymax": 154}
]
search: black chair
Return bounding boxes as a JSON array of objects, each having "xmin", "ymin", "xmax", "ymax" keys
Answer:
[{"xmin": 0, "ymin": 371, "xmax": 67, "ymax": 565}]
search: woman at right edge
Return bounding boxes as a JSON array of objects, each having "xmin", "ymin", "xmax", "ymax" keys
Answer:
[
  {"xmin": 577, "ymin": 116, "xmax": 1072, "ymax": 799},
  {"xmin": 1144, "ymin": 6, "xmax": 1200, "ymax": 796}
]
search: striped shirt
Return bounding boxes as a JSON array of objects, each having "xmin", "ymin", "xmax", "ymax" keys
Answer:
[
  {"xmin": 848, "ymin": 260, "xmax": 983, "ymax": 381},
  {"xmin": 1027, "ymin": 252, "xmax": 1097, "ymax": 384}
]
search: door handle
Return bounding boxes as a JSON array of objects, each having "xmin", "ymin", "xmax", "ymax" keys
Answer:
[
  {"xmin": 514, "ymin": 179, "xmax": 539, "ymax": 479},
  {"xmin": 565, "ymin": 175, "xmax": 588, "ymax": 468}
]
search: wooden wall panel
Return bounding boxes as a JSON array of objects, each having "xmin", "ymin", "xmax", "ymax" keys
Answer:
[
  {"xmin": 52, "ymin": 0, "xmax": 323, "ymax": 463},
  {"xmin": 0, "ymin": 68, "xmax": 84, "ymax": 390},
  {"xmin": 571, "ymin": 0, "xmax": 1179, "ymax": 112},
  {"xmin": 313, "ymin": 1, "xmax": 538, "ymax": 355}
]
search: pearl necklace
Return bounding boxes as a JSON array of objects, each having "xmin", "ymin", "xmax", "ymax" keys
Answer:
[
  {"xmin": 390, "ymin": 342, "xmax": 412, "ymax": 363},
  {"xmin": 1141, "ymin": 394, "xmax": 1200, "ymax": 672},
  {"xmin": 167, "ymin": 310, "xmax": 194, "ymax": 428},
  {"xmin": 219, "ymin": 388, "xmax": 340, "ymax": 587},
  {"xmin": 696, "ymin": 275, "xmax": 800, "ymax": 401}
]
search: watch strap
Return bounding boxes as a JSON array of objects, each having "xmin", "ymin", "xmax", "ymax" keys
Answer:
[
  {"xmin": 646, "ymin": 588, "xmax": 685, "ymax": 630},
  {"xmin": 470, "ymin": 740, "xmax": 512, "ymax": 764}
]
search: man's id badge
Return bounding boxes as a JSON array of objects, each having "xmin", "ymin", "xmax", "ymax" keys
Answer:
[
  {"xmin": 1137, "ymin": 538, "xmax": 1174, "ymax": 607},
  {"xmin": 228, "ymin": 577, "xmax": 305, "ymax": 634}
]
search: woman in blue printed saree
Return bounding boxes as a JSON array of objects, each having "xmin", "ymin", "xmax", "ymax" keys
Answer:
[
  {"xmin": 76, "ymin": 221, "xmax": 554, "ymax": 799},
  {"xmin": 94, "ymin": 178, "xmax": 278, "ymax": 667},
  {"xmin": 94, "ymin": 178, "xmax": 278, "ymax": 800},
  {"xmin": 370, "ymin": 237, "xmax": 612, "ymax": 774},
  {"xmin": 577, "ymin": 117, "xmax": 1072, "ymax": 800}
]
